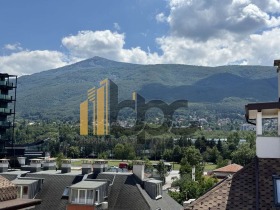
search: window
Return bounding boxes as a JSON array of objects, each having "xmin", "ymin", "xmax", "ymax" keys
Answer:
[
  {"xmin": 23, "ymin": 186, "xmax": 28, "ymax": 195},
  {"xmin": 95, "ymin": 190, "xmax": 99, "ymax": 204},
  {"xmin": 71, "ymin": 189, "xmax": 96, "ymax": 204},
  {"xmin": 16, "ymin": 186, "xmax": 28, "ymax": 199},
  {"xmin": 87, "ymin": 190, "xmax": 94, "ymax": 205},
  {"xmin": 273, "ymin": 176, "xmax": 280, "ymax": 206},
  {"xmin": 71, "ymin": 189, "xmax": 78, "ymax": 203},
  {"xmin": 155, "ymin": 184, "xmax": 162, "ymax": 200},
  {"xmin": 79, "ymin": 190, "xmax": 86, "ymax": 204},
  {"xmin": 17, "ymin": 186, "xmax": 21, "ymax": 198}
]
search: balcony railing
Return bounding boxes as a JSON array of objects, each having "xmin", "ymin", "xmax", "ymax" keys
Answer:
[
  {"xmin": 0, "ymin": 121, "xmax": 11, "ymax": 127},
  {"xmin": 0, "ymin": 108, "xmax": 12, "ymax": 114},
  {"xmin": 0, "ymin": 81, "xmax": 14, "ymax": 88},
  {"xmin": 0, "ymin": 94, "xmax": 12, "ymax": 100}
]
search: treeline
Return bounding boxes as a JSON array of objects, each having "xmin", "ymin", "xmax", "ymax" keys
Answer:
[{"xmin": 10, "ymin": 120, "xmax": 257, "ymax": 167}]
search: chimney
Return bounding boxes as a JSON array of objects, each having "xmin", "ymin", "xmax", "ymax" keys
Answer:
[
  {"xmin": 17, "ymin": 157, "xmax": 26, "ymax": 167},
  {"xmin": 61, "ymin": 159, "xmax": 71, "ymax": 173},
  {"xmin": 0, "ymin": 158, "xmax": 9, "ymax": 172},
  {"xmin": 30, "ymin": 159, "xmax": 42, "ymax": 172},
  {"xmin": 43, "ymin": 158, "xmax": 56, "ymax": 170},
  {"xmin": 82, "ymin": 160, "xmax": 92, "ymax": 175},
  {"xmin": 93, "ymin": 160, "xmax": 108, "ymax": 176},
  {"xmin": 133, "ymin": 160, "xmax": 145, "ymax": 181}
]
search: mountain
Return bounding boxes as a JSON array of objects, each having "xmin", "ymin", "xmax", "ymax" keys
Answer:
[{"xmin": 15, "ymin": 56, "xmax": 277, "ymax": 121}]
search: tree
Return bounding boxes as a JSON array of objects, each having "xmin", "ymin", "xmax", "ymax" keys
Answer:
[
  {"xmin": 203, "ymin": 146, "xmax": 220, "ymax": 164},
  {"xmin": 113, "ymin": 143, "xmax": 125, "ymax": 160},
  {"xmin": 156, "ymin": 160, "xmax": 168, "ymax": 184},
  {"xmin": 56, "ymin": 152, "xmax": 66, "ymax": 169},
  {"xmin": 171, "ymin": 174, "xmax": 218, "ymax": 203},
  {"xmin": 67, "ymin": 146, "xmax": 80, "ymax": 158},
  {"xmin": 180, "ymin": 146, "xmax": 204, "ymax": 179},
  {"xmin": 231, "ymin": 143, "xmax": 255, "ymax": 166},
  {"xmin": 217, "ymin": 139, "xmax": 223, "ymax": 153},
  {"xmin": 163, "ymin": 149, "xmax": 173, "ymax": 161},
  {"xmin": 173, "ymin": 145, "xmax": 182, "ymax": 163},
  {"xmin": 182, "ymin": 146, "xmax": 202, "ymax": 166},
  {"xmin": 216, "ymin": 156, "xmax": 228, "ymax": 168}
]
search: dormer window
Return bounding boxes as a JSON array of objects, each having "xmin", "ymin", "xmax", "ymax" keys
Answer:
[
  {"xmin": 144, "ymin": 180, "xmax": 162, "ymax": 200},
  {"xmin": 273, "ymin": 175, "xmax": 280, "ymax": 206},
  {"xmin": 17, "ymin": 185, "xmax": 28, "ymax": 199},
  {"xmin": 69, "ymin": 180, "xmax": 108, "ymax": 206},
  {"xmin": 71, "ymin": 189, "xmax": 94, "ymax": 205}
]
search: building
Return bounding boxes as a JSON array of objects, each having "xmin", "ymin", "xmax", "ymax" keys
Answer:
[
  {"xmin": 212, "ymin": 163, "xmax": 243, "ymax": 178},
  {"xmin": 0, "ymin": 73, "xmax": 17, "ymax": 158},
  {"xmin": 0, "ymin": 175, "xmax": 41, "ymax": 209},
  {"xmin": 0, "ymin": 159, "xmax": 183, "ymax": 210},
  {"xmin": 185, "ymin": 60, "xmax": 280, "ymax": 209}
]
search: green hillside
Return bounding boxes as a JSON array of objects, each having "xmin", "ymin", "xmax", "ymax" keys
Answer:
[{"xmin": 16, "ymin": 56, "xmax": 277, "ymax": 121}]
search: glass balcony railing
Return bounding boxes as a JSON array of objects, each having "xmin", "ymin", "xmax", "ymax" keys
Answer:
[
  {"xmin": 0, "ymin": 108, "xmax": 12, "ymax": 114},
  {"xmin": 0, "ymin": 81, "xmax": 14, "ymax": 87},
  {"xmin": 0, "ymin": 121, "xmax": 11, "ymax": 127},
  {"xmin": 0, "ymin": 94, "xmax": 12, "ymax": 100}
]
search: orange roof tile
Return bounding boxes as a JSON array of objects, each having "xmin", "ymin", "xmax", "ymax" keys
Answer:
[
  {"xmin": 213, "ymin": 163, "xmax": 243, "ymax": 173},
  {"xmin": 0, "ymin": 175, "xmax": 17, "ymax": 202}
]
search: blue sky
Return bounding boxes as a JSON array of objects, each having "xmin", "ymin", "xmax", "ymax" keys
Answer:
[{"xmin": 1, "ymin": 0, "xmax": 280, "ymax": 75}]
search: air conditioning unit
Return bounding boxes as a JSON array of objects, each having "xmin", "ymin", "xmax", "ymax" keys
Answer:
[{"xmin": 101, "ymin": 201, "xmax": 108, "ymax": 209}]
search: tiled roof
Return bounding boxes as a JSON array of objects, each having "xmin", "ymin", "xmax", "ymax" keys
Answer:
[
  {"xmin": 186, "ymin": 157, "xmax": 280, "ymax": 210},
  {"xmin": 0, "ymin": 175, "xmax": 17, "ymax": 202},
  {"xmin": 97, "ymin": 173, "xmax": 183, "ymax": 210},
  {"xmin": 213, "ymin": 163, "xmax": 243, "ymax": 173}
]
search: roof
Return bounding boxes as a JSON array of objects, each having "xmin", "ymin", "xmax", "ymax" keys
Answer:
[
  {"xmin": 11, "ymin": 179, "xmax": 37, "ymax": 185},
  {"xmin": 70, "ymin": 180, "xmax": 106, "ymax": 189},
  {"xmin": 0, "ymin": 198, "xmax": 41, "ymax": 210},
  {"xmin": 0, "ymin": 175, "xmax": 41, "ymax": 209},
  {"xmin": 24, "ymin": 173, "xmax": 79, "ymax": 210},
  {"xmin": 97, "ymin": 173, "xmax": 183, "ymax": 210},
  {"xmin": 186, "ymin": 157, "xmax": 280, "ymax": 210},
  {"xmin": 0, "ymin": 175, "xmax": 17, "ymax": 202},
  {"xmin": 213, "ymin": 163, "xmax": 243, "ymax": 173}
]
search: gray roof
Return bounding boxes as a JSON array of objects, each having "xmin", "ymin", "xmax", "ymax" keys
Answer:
[
  {"xmin": 97, "ymin": 173, "xmax": 183, "ymax": 210},
  {"xmin": 70, "ymin": 180, "xmax": 106, "ymax": 189},
  {"xmin": 11, "ymin": 179, "xmax": 37, "ymax": 185},
  {"xmin": 25, "ymin": 173, "xmax": 79, "ymax": 210}
]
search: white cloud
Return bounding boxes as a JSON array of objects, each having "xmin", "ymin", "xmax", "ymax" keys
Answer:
[
  {"xmin": 4, "ymin": 43, "xmax": 23, "ymax": 51},
  {"xmin": 2, "ymin": 0, "xmax": 280, "ymax": 76},
  {"xmin": 62, "ymin": 30, "xmax": 125, "ymax": 61},
  {"xmin": 156, "ymin": 27, "xmax": 280, "ymax": 66},
  {"xmin": 114, "ymin": 22, "xmax": 121, "ymax": 31},
  {"xmin": 0, "ymin": 50, "xmax": 68, "ymax": 76},
  {"xmin": 61, "ymin": 30, "xmax": 161, "ymax": 64},
  {"xmin": 156, "ymin": 13, "xmax": 167, "ymax": 23},
  {"xmin": 166, "ymin": 0, "xmax": 280, "ymax": 40}
]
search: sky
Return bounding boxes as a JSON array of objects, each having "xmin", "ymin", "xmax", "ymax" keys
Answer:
[{"xmin": 1, "ymin": 0, "xmax": 280, "ymax": 76}]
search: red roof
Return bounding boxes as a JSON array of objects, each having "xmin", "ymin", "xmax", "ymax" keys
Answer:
[{"xmin": 213, "ymin": 163, "xmax": 243, "ymax": 173}]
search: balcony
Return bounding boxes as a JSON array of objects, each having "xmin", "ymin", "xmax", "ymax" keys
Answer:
[
  {"xmin": 0, "ymin": 94, "xmax": 12, "ymax": 101},
  {"xmin": 0, "ymin": 121, "xmax": 11, "ymax": 127},
  {"xmin": 0, "ymin": 81, "xmax": 15, "ymax": 88},
  {"xmin": 0, "ymin": 108, "xmax": 13, "ymax": 114}
]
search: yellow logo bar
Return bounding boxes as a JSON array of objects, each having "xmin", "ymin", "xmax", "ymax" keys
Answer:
[
  {"xmin": 80, "ymin": 100, "xmax": 88, "ymax": 135},
  {"xmin": 80, "ymin": 79, "xmax": 115, "ymax": 136}
]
